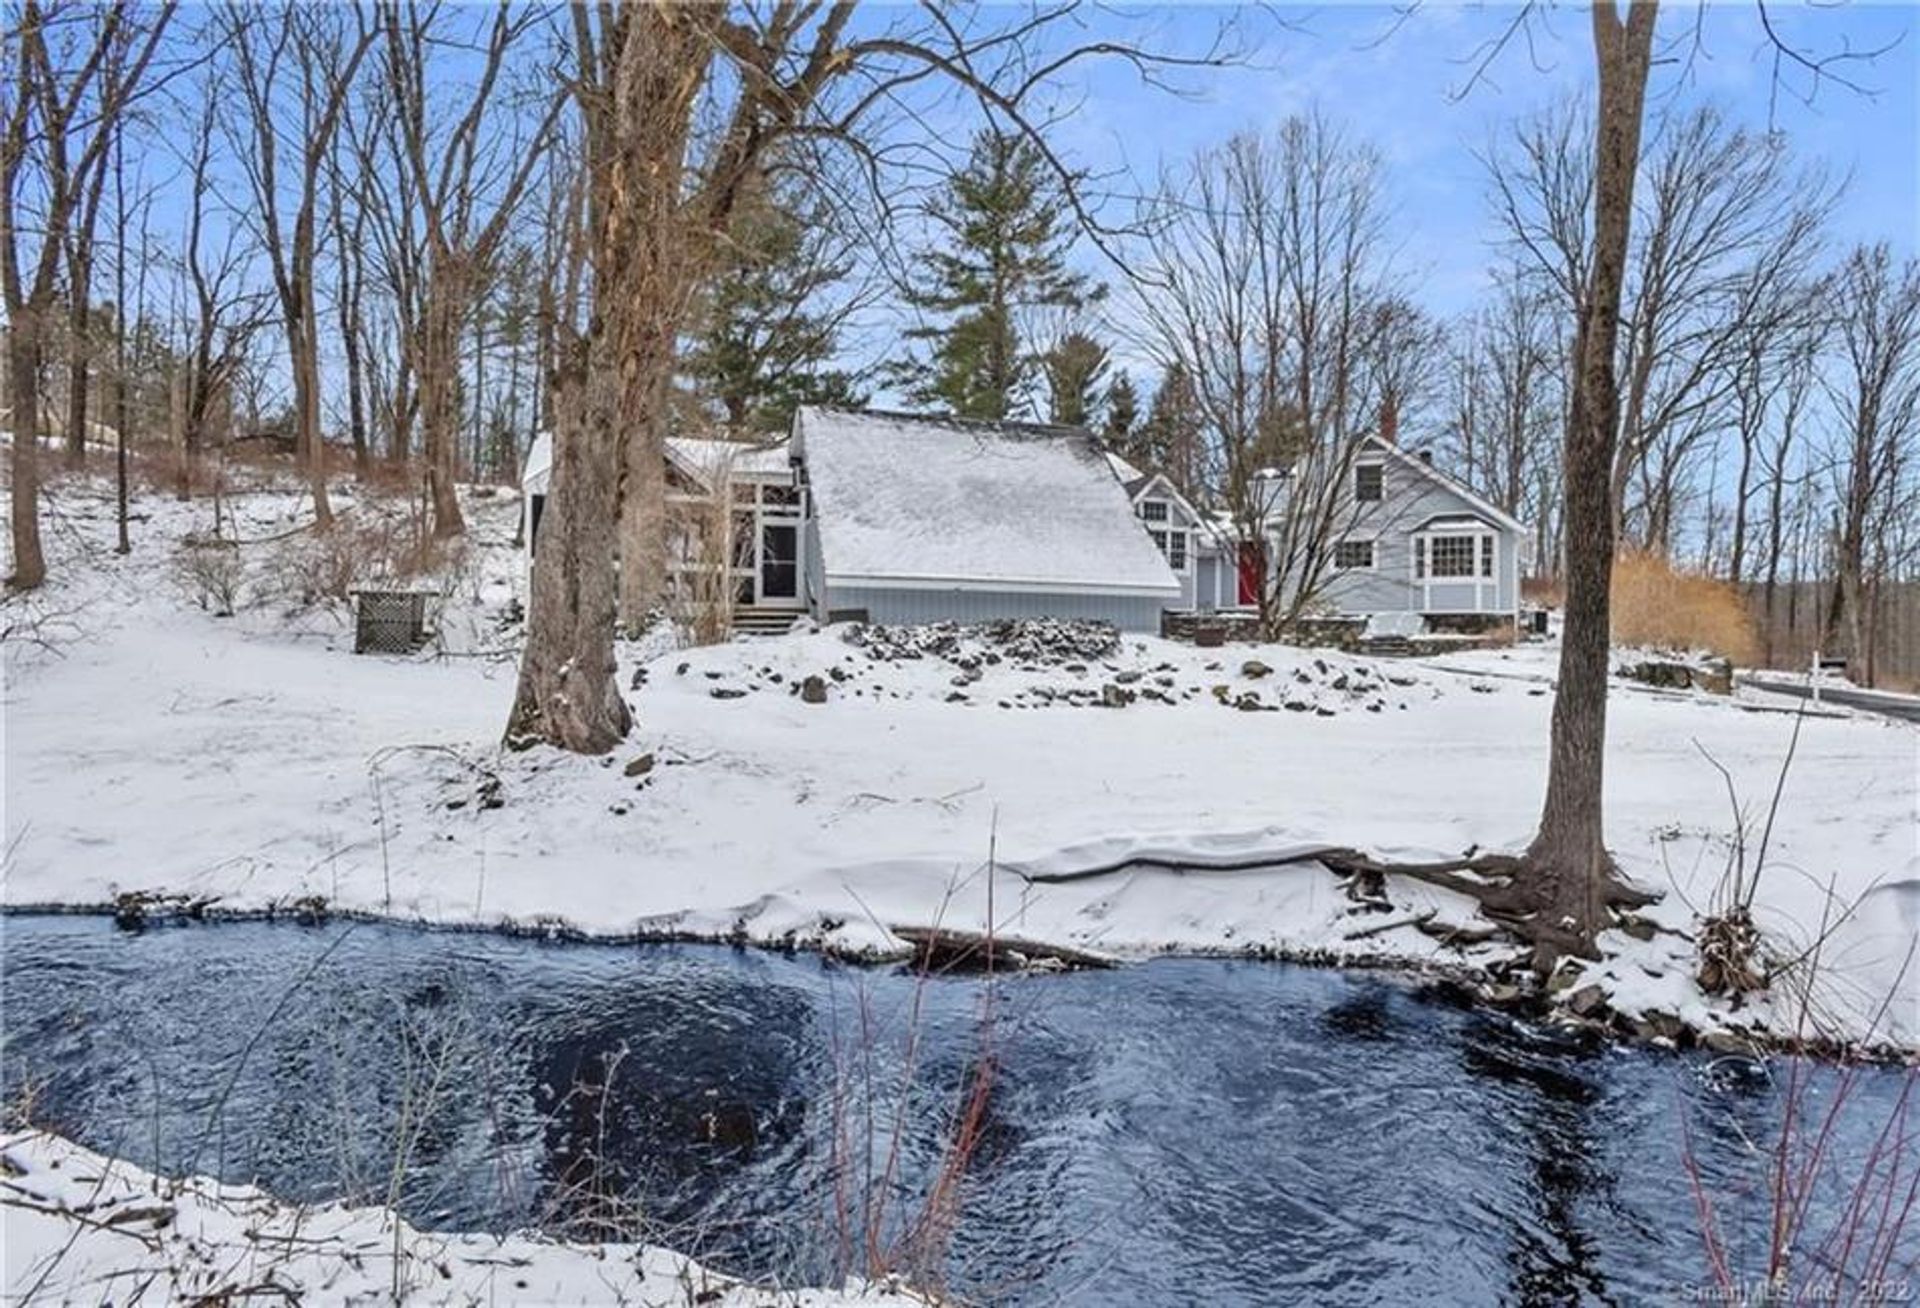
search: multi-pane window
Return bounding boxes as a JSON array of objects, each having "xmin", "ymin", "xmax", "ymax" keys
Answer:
[
  {"xmin": 1140, "ymin": 499, "xmax": 1188, "ymax": 571},
  {"xmin": 1354, "ymin": 464, "xmax": 1384, "ymax": 502},
  {"xmin": 1428, "ymin": 535, "xmax": 1477, "ymax": 578},
  {"xmin": 1480, "ymin": 536, "xmax": 1494, "ymax": 577},
  {"xmin": 1333, "ymin": 539, "xmax": 1373, "ymax": 570}
]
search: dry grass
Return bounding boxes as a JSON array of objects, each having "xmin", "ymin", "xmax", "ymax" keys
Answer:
[{"xmin": 1612, "ymin": 551, "xmax": 1758, "ymax": 664}]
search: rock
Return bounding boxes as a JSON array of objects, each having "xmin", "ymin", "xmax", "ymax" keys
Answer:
[
  {"xmin": 1700, "ymin": 1028, "xmax": 1753, "ymax": 1055},
  {"xmin": 1565, "ymin": 984, "xmax": 1610, "ymax": 1019},
  {"xmin": 676, "ymin": 662, "xmax": 690, "ymax": 676},
  {"xmin": 1616, "ymin": 914, "xmax": 1657, "ymax": 941},
  {"xmin": 1313, "ymin": 706, "xmax": 1337, "ymax": 717},
  {"xmin": 1630, "ymin": 1009, "xmax": 1687, "ymax": 1043},
  {"xmin": 1234, "ymin": 692, "xmax": 1268, "ymax": 712},
  {"xmin": 704, "ymin": 670, "xmax": 724, "ymax": 680},
  {"xmin": 623, "ymin": 753, "xmax": 655, "ymax": 778},
  {"xmin": 1100, "ymin": 683, "xmax": 1135, "ymax": 708},
  {"xmin": 828, "ymin": 665, "xmax": 849, "ymax": 682},
  {"xmin": 1697, "ymin": 658, "xmax": 1734, "ymax": 696},
  {"xmin": 629, "ymin": 667, "xmax": 648, "ymax": 690},
  {"xmin": 1283, "ymin": 699, "xmax": 1312, "ymax": 712},
  {"xmin": 1241, "ymin": 659, "xmax": 1273, "ymax": 679},
  {"xmin": 1113, "ymin": 669, "xmax": 1144, "ymax": 685},
  {"xmin": 1545, "ymin": 955, "xmax": 1586, "ymax": 994},
  {"xmin": 800, "ymin": 675, "xmax": 829, "ymax": 704},
  {"xmin": 710, "ymin": 688, "xmax": 747, "ymax": 700},
  {"xmin": 1482, "ymin": 983, "xmax": 1526, "ymax": 1007},
  {"xmin": 1331, "ymin": 673, "xmax": 1350, "ymax": 691},
  {"xmin": 1210, "ymin": 684, "xmax": 1231, "ymax": 703},
  {"xmin": 945, "ymin": 691, "xmax": 969, "ymax": 703}
]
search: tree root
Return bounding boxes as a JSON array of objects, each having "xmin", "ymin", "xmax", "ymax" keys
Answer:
[{"xmin": 1316, "ymin": 846, "xmax": 1659, "ymax": 977}]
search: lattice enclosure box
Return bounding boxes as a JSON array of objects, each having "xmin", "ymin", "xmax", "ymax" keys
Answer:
[{"xmin": 353, "ymin": 590, "xmax": 429, "ymax": 655}]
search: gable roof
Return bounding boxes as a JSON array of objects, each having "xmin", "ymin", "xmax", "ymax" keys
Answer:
[
  {"xmin": 521, "ymin": 431, "xmax": 791, "ymax": 499},
  {"xmin": 794, "ymin": 407, "xmax": 1181, "ymax": 596},
  {"xmin": 1360, "ymin": 435, "xmax": 1528, "ymax": 534}
]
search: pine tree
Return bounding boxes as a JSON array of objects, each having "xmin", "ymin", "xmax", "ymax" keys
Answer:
[
  {"xmin": 1103, "ymin": 371, "xmax": 1139, "ymax": 446},
  {"xmin": 893, "ymin": 129, "xmax": 1099, "ymax": 420},
  {"xmin": 1137, "ymin": 362, "xmax": 1207, "ymax": 496},
  {"xmin": 1041, "ymin": 331, "xmax": 1108, "ymax": 426},
  {"xmin": 683, "ymin": 186, "xmax": 863, "ymax": 435}
]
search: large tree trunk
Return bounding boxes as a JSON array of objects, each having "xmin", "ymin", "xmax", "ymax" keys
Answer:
[
  {"xmin": 505, "ymin": 336, "xmax": 631, "ymax": 753},
  {"xmin": 8, "ymin": 303, "xmax": 48, "ymax": 589},
  {"xmin": 419, "ymin": 276, "xmax": 468, "ymax": 539},
  {"xmin": 1521, "ymin": 0, "xmax": 1659, "ymax": 963}
]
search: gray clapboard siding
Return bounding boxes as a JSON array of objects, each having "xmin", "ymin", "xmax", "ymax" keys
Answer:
[{"xmin": 822, "ymin": 584, "xmax": 1168, "ymax": 632}]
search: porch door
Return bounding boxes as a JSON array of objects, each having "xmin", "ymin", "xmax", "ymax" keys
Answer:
[
  {"xmin": 759, "ymin": 522, "xmax": 799, "ymax": 604},
  {"xmin": 1237, "ymin": 543, "xmax": 1263, "ymax": 607}
]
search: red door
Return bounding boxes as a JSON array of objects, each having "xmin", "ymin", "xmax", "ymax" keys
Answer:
[{"xmin": 1237, "ymin": 543, "xmax": 1263, "ymax": 607}]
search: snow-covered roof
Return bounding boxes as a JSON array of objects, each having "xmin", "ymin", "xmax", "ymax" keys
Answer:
[
  {"xmin": 666, "ymin": 437, "xmax": 793, "ymax": 485},
  {"xmin": 520, "ymin": 432, "xmax": 791, "ymax": 498},
  {"xmin": 795, "ymin": 407, "xmax": 1181, "ymax": 597}
]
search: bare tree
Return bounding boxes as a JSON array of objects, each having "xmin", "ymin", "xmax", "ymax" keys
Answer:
[
  {"xmin": 1821, "ymin": 244, "xmax": 1920, "ymax": 684},
  {"xmin": 1440, "ymin": 269, "xmax": 1565, "ymax": 574},
  {"xmin": 1521, "ymin": 0, "xmax": 1662, "ymax": 960},
  {"xmin": 3, "ymin": 0, "xmax": 173, "ymax": 589},
  {"xmin": 225, "ymin": 2, "xmax": 376, "ymax": 530},
  {"xmin": 378, "ymin": 0, "xmax": 563, "ymax": 539},
  {"xmin": 1133, "ymin": 117, "xmax": 1408, "ymax": 634},
  {"xmin": 509, "ymin": 3, "xmax": 1236, "ymax": 753},
  {"xmin": 173, "ymin": 86, "xmax": 268, "ymax": 500},
  {"xmin": 1489, "ymin": 97, "xmax": 1834, "ymax": 553}
]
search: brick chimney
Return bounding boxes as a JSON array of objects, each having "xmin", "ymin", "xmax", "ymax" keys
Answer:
[{"xmin": 1379, "ymin": 395, "xmax": 1399, "ymax": 446}]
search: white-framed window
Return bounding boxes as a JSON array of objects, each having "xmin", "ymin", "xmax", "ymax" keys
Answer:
[
  {"xmin": 1139, "ymin": 498, "xmax": 1189, "ymax": 572},
  {"xmin": 1428, "ymin": 534, "xmax": 1477, "ymax": 578},
  {"xmin": 1355, "ymin": 463, "xmax": 1384, "ymax": 502},
  {"xmin": 1333, "ymin": 539, "xmax": 1374, "ymax": 570}
]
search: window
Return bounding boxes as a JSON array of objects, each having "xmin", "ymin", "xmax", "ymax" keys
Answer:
[
  {"xmin": 1355, "ymin": 464, "xmax": 1383, "ymax": 502},
  {"xmin": 1429, "ymin": 535, "xmax": 1477, "ymax": 578},
  {"xmin": 760, "ymin": 483, "xmax": 801, "ymax": 509},
  {"xmin": 1141, "ymin": 499, "xmax": 1169, "ymax": 522},
  {"xmin": 1148, "ymin": 527, "xmax": 1190, "ymax": 572},
  {"xmin": 1480, "ymin": 536, "xmax": 1494, "ymax": 578},
  {"xmin": 1334, "ymin": 539, "xmax": 1373, "ymax": 570}
]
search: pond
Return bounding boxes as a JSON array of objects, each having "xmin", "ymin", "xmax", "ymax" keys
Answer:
[{"xmin": 1, "ymin": 916, "xmax": 1912, "ymax": 1304}]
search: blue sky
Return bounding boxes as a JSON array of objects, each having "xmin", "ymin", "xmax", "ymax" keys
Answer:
[{"xmin": 1030, "ymin": 2, "xmax": 1918, "ymax": 318}]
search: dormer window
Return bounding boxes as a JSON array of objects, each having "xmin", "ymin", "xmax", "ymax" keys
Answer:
[
  {"xmin": 1141, "ymin": 500, "xmax": 1169, "ymax": 522},
  {"xmin": 1355, "ymin": 464, "xmax": 1383, "ymax": 502}
]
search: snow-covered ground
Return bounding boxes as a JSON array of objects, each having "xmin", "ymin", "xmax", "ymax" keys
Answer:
[
  {"xmin": 0, "ymin": 1130, "xmax": 922, "ymax": 1306},
  {"xmin": 5, "ymin": 477, "xmax": 1917, "ymax": 1052}
]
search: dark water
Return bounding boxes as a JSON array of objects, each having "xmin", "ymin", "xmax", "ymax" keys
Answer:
[{"xmin": 2, "ymin": 916, "xmax": 1913, "ymax": 1305}]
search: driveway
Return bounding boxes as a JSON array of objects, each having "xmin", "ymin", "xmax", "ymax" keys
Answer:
[{"xmin": 1741, "ymin": 675, "xmax": 1920, "ymax": 724}]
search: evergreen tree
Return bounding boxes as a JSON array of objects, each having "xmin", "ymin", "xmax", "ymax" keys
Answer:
[
  {"xmin": 1137, "ymin": 362, "xmax": 1207, "ymax": 496},
  {"xmin": 893, "ymin": 129, "xmax": 1099, "ymax": 420},
  {"xmin": 1103, "ymin": 371, "xmax": 1139, "ymax": 446},
  {"xmin": 683, "ymin": 186, "xmax": 863, "ymax": 435},
  {"xmin": 1041, "ymin": 331, "xmax": 1108, "ymax": 426}
]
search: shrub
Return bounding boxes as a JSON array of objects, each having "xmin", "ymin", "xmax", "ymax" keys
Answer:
[
  {"xmin": 174, "ymin": 536, "xmax": 247, "ymax": 616},
  {"xmin": 1612, "ymin": 550, "xmax": 1757, "ymax": 664}
]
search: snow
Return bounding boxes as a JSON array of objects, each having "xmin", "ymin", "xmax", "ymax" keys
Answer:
[
  {"xmin": 520, "ymin": 433, "xmax": 791, "ymax": 500},
  {"xmin": 0, "ymin": 1131, "xmax": 922, "ymax": 1306},
  {"xmin": 794, "ymin": 407, "xmax": 1181, "ymax": 595},
  {"xmin": 5, "ymin": 475, "xmax": 1918, "ymax": 1054}
]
